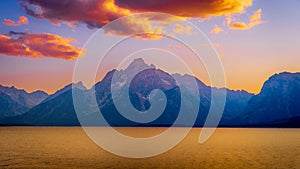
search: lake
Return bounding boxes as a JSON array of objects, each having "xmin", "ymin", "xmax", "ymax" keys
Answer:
[{"xmin": 0, "ymin": 127, "xmax": 299, "ymax": 168}]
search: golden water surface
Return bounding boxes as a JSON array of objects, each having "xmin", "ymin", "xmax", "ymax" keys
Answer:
[{"xmin": 0, "ymin": 127, "xmax": 299, "ymax": 169}]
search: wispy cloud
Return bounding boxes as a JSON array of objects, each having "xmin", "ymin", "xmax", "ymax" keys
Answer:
[
  {"xmin": 2, "ymin": 16, "xmax": 29, "ymax": 26},
  {"xmin": 174, "ymin": 24, "xmax": 192, "ymax": 35},
  {"xmin": 227, "ymin": 9, "xmax": 265, "ymax": 30},
  {"xmin": 102, "ymin": 14, "xmax": 166, "ymax": 40},
  {"xmin": 210, "ymin": 24, "xmax": 223, "ymax": 34}
]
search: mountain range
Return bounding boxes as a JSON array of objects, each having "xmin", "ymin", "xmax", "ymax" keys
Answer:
[{"xmin": 0, "ymin": 58, "xmax": 299, "ymax": 127}]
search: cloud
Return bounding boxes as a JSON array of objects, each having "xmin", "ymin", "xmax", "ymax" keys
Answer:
[
  {"xmin": 20, "ymin": 0, "xmax": 253, "ymax": 28},
  {"xmin": 210, "ymin": 24, "xmax": 223, "ymax": 34},
  {"xmin": 0, "ymin": 32, "xmax": 82, "ymax": 60},
  {"xmin": 0, "ymin": 34, "xmax": 36, "ymax": 56},
  {"xmin": 20, "ymin": 0, "xmax": 130, "ymax": 29},
  {"xmin": 19, "ymin": 0, "xmax": 184, "ymax": 40},
  {"xmin": 8, "ymin": 31, "xmax": 26, "ymax": 36},
  {"xmin": 19, "ymin": 0, "xmax": 256, "ymax": 39},
  {"xmin": 63, "ymin": 21, "xmax": 78, "ymax": 28},
  {"xmin": 3, "ymin": 19, "xmax": 18, "ymax": 26},
  {"xmin": 227, "ymin": 9, "xmax": 264, "ymax": 30},
  {"xmin": 174, "ymin": 24, "xmax": 192, "ymax": 35},
  {"xmin": 18, "ymin": 16, "xmax": 29, "ymax": 24},
  {"xmin": 2, "ymin": 16, "xmax": 29, "ymax": 26},
  {"xmin": 115, "ymin": 0, "xmax": 252, "ymax": 18},
  {"xmin": 200, "ymin": 43, "xmax": 210, "ymax": 47},
  {"xmin": 103, "ymin": 15, "xmax": 166, "ymax": 40}
]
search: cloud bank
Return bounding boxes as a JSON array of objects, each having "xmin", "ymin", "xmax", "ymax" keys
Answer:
[{"xmin": 20, "ymin": 0, "xmax": 254, "ymax": 31}]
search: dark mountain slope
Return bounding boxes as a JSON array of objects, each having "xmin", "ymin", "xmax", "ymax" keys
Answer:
[{"xmin": 243, "ymin": 72, "xmax": 300, "ymax": 126}]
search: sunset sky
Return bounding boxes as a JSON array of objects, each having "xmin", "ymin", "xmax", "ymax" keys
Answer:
[{"xmin": 0, "ymin": 0, "xmax": 299, "ymax": 94}]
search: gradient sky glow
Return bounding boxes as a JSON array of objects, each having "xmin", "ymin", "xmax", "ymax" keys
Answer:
[{"xmin": 0, "ymin": 0, "xmax": 299, "ymax": 94}]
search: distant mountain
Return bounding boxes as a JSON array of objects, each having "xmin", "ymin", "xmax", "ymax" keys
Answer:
[
  {"xmin": 243, "ymin": 72, "xmax": 300, "ymax": 126},
  {"xmin": 1, "ymin": 59, "xmax": 299, "ymax": 127},
  {"xmin": 0, "ymin": 83, "xmax": 87, "ymax": 126},
  {"xmin": 0, "ymin": 91, "xmax": 28, "ymax": 119},
  {"xmin": 0, "ymin": 85, "xmax": 48, "ymax": 120},
  {"xmin": 0, "ymin": 85, "xmax": 48, "ymax": 108}
]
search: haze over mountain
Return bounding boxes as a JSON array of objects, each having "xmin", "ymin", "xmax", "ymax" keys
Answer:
[{"xmin": 0, "ymin": 59, "xmax": 299, "ymax": 127}]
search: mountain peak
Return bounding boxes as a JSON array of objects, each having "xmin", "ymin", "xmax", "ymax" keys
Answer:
[
  {"xmin": 66, "ymin": 82, "xmax": 86, "ymax": 91},
  {"xmin": 122, "ymin": 58, "xmax": 155, "ymax": 75},
  {"xmin": 73, "ymin": 81, "xmax": 85, "ymax": 88},
  {"xmin": 132, "ymin": 58, "xmax": 146, "ymax": 64},
  {"xmin": 52, "ymin": 82, "xmax": 86, "ymax": 96},
  {"xmin": 127, "ymin": 58, "xmax": 148, "ymax": 69},
  {"xmin": 42, "ymin": 82, "xmax": 86, "ymax": 103}
]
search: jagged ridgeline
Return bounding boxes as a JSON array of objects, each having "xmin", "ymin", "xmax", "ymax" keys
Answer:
[{"xmin": 0, "ymin": 59, "xmax": 299, "ymax": 127}]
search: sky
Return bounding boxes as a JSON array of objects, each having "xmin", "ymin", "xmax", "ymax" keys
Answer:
[{"xmin": 0, "ymin": 0, "xmax": 299, "ymax": 94}]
